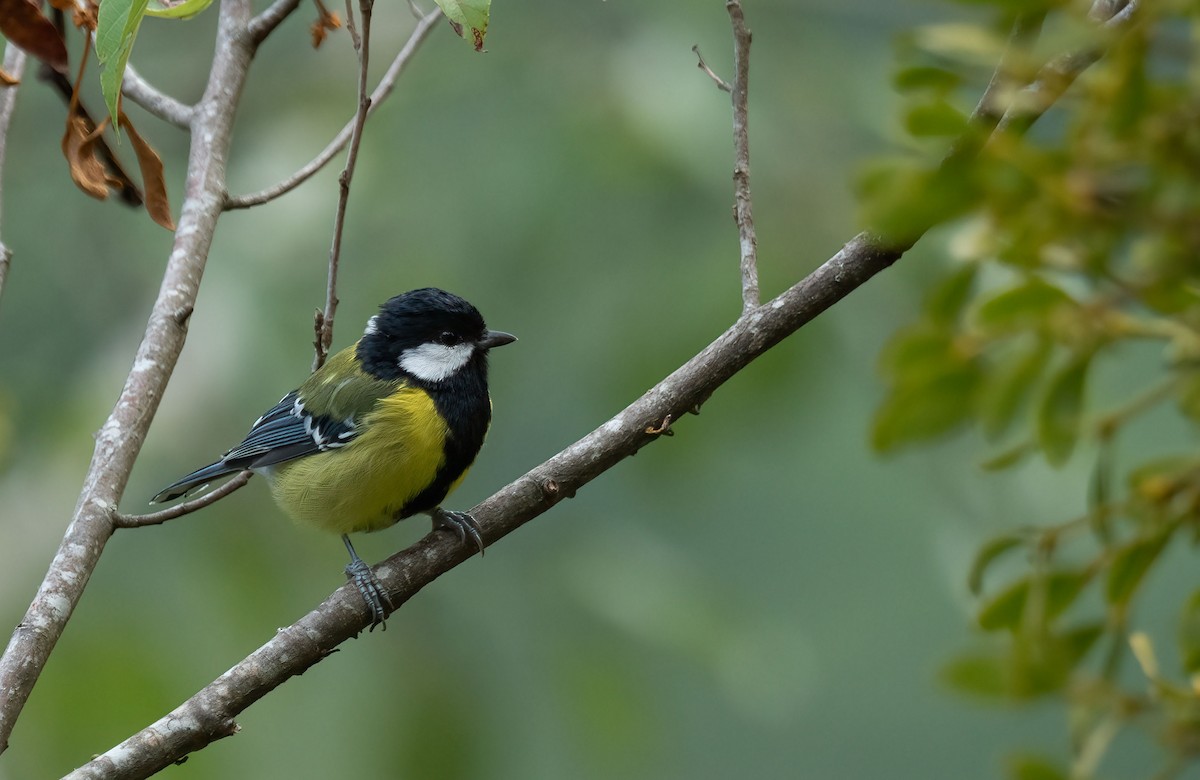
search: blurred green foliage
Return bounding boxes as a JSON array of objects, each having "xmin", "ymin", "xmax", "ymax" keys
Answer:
[{"xmin": 868, "ymin": 0, "xmax": 1200, "ymax": 776}]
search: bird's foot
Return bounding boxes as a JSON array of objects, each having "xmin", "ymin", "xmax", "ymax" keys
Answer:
[
  {"xmin": 428, "ymin": 508, "xmax": 485, "ymax": 556},
  {"xmin": 342, "ymin": 535, "xmax": 392, "ymax": 631}
]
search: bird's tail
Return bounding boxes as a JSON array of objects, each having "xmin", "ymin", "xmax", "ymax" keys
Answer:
[{"xmin": 150, "ymin": 461, "xmax": 242, "ymax": 504}]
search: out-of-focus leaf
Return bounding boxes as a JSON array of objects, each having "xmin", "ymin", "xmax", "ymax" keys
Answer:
[
  {"xmin": 940, "ymin": 649, "xmax": 1010, "ymax": 699},
  {"xmin": 62, "ymin": 114, "xmax": 116, "ymax": 200},
  {"xmin": 437, "ymin": 0, "xmax": 489, "ymax": 51},
  {"xmin": 905, "ymin": 98, "xmax": 968, "ymax": 137},
  {"xmin": 1006, "ymin": 753, "xmax": 1068, "ymax": 780},
  {"xmin": 877, "ymin": 322, "xmax": 957, "ymax": 381},
  {"xmin": 1175, "ymin": 373, "xmax": 1200, "ymax": 423},
  {"xmin": 974, "ymin": 278, "xmax": 1073, "ymax": 334},
  {"xmin": 978, "ymin": 569, "xmax": 1091, "ymax": 632},
  {"xmin": 925, "ymin": 264, "xmax": 978, "ymax": 325},
  {"xmin": 1036, "ymin": 353, "xmax": 1091, "ymax": 467},
  {"xmin": 97, "ymin": 0, "xmax": 150, "ymax": 125},
  {"xmin": 145, "ymin": 0, "xmax": 213, "ymax": 19},
  {"xmin": 118, "ymin": 110, "xmax": 174, "ymax": 230},
  {"xmin": 893, "ymin": 65, "xmax": 961, "ymax": 93},
  {"xmin": 856, "ymin": 157, "xmax": 979, "ymax": 245},
  {"xmin": 980, "ymin": 440, "xmax": 1035, "ymax": 471},
  {"xmin": 979, "ymin": 338, "xmax": 1052, "ymax": 439},
  {"xmin": 872, "ymin": 364, "xmax": 980, "ymax": 452},
  {"xmin": 1178, "ymin": 589, "xmax": 1200, "ymax": 676},
  {"xmin": 1106, "ymin": 530, "xmax": 1169, "ymax": 606},
  {"xmin": 0, "ymin": 0, "xmax": 68, "ymax": 72},
  {"xmin": 1127, "ymin": 455, "xmax": 1200, "ymax": 503},
  {"xmin": 968, "ymin": 534, "xmax": 1026, "ymax": 595}
]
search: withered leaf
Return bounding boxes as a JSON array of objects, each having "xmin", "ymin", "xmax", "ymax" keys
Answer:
[
  {"xmin": 119, "ymin": 110, "xmax": 174, "ymax": 230},
  {"xmin": 62, "ymin": 115, "xmax": 115, "ymax": 200},
  {"xmin": 0, "ymin": 0, "xmax": 69, "ymax": 72}
]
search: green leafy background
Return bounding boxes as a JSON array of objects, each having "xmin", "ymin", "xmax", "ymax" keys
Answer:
[{"xmin": 1, "ymin": 1, "xmax": 1195, "ymax": 778}]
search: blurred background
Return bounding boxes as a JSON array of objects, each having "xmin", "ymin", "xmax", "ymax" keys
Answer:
[{"xmin": 0, "ymin": 0, "xmax": 1182, "ymax": 778}]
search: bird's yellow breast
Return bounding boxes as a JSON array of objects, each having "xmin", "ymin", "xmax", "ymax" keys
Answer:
[{"xmin": 268, "ymin": 386, "xmax": 450, "ymax": 534}]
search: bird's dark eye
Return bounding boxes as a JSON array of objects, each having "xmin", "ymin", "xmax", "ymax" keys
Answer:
[{"xmin": 438, "ymin": 331, "xmax": 459, "ymax": 346}]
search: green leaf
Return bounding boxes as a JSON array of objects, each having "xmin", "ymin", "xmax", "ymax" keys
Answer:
[
  {"xmin": 979, "ymin": 338, "xmax": 1052, "ymax": 440},
  {"xmin": 924, "ymin": 264, "xmax": 978, "ymax": 325},
  {"xmin": 872, "ymin": 364, "xmax": 980, "ymax": 452},
  {"xmin": 974, "ymin": 278, "xmax": 1073, "ymax": 335},
  {"xmin": 980, "ymin": 440, "xmax": 1035, "ymax": 471},
  {"xmin": 1006, "ymin": 754, "xmax": 1068, "ymax": 780},
  {"xmin": 97, "ymin": 0, "xmax": 151, "ymax": 126},
  {"xmin": 1106, "ymin": 531, "xmax": 1169, "ymax": 606},
  {"xmin": 892, "ymin": 65, "xmax": 961, "ymax": 93},
  {"xmin": 436, "ymin": 0, "xmax": 490, "ymax": 51},
  {"xmin": 855, "ymin": 157, "xmax": 979, "ymax": 245},
  {"xmin": 1175, "ymin": 373, "xmax": 1200, "ymax": 423},
  {"xmin": 978, "ymin": 569, "xmax": 1091, "ymax": 632},
  {"xmin": 969, "ymin": 534, "xmax": 1027, "ymax": 595},
  {"xmin": 1036, "ymin": 354, "xmax": 1091, "ymax": 467},
  {"xmin": 940, "ymin": 649, "xmax": 1010, "ymax": 699},
  {"xmin": 877, "ymin": 322, "xmax": 953, "ymax": 378},
  {"xmin": 1178, "ymin": 589, "xmax": 1200, "ymax": 676},
  {"xmin": 904, "ymin": 98, "xmax": 969, "ymax": 137},
  {"xmin": 145, "ymin": 0, "xmax": 214, "ymax": 19}
]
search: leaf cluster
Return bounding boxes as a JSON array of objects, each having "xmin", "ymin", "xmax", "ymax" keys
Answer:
[{"xmin": 865, "ymin": 0, "xmax": 1200, "ymax": 776}]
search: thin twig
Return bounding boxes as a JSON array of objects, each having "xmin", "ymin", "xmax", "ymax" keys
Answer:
[
  {"xmin": 691, "ymin": 44, "xmax": 731, "ymax": 92},
  {"xmin": 113, "ymin": 472, "xmax": 253, "ymax": 528},
  {"xmin": 0, "ymin": 43, "xmax": 27, "ymax": 312},
  {"xmin": 226, "ymin": 8, "xmax": 442, "ymax": 210},
  {"xmin": 121, "ymin": 63, "xmax": 195, "ymax": 129},
  {"xmin": 727, "ymin": 0, "xmax": 758, "ymax": 313},
  {"xmin": 313, "ymin": 0, "xmax": 374, "ymax": 370},
  {"xmin": 247, "ymin": 0, "xmax": 303, "ymax": 46}
]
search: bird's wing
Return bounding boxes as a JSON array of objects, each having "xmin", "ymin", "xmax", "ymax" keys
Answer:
[
  {"xmin": 222, "ymin": 390, "xmax": 359, "ymax": 469},
  {"xmin": 222, "ymin": 349, "xmax": 401, "ymax": 471}
]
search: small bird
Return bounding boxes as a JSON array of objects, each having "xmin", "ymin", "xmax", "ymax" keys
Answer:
[{"xmin": 151, "ymin": 288, "xmax": 516, "ymax": 628}]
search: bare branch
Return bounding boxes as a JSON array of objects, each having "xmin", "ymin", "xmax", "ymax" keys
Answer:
[
  {"xmin": 226, "ymin": 7, "xmax": 442, "ymax": 210},
  {"xmin": 727, "ymin": 0, "xmax": 758, "ymax": 313},
  {"xmin": 121, "ymin": 63, "xmax": 194, "ymax": 129},
  {"xmin": 314, "ymin": 0, "xmax": 374, "ymax": 369},
  {"xmin": 0, "ymin": 43, "xmax": 27, "ymax": 311},
  {"xmin": 0, "ymin": 0, "xmax": 259, "ymax": 754},
  {"xmin": 113, "ymin": 472, "xmax": 253, "ymax": 528},
  {"xmin": 247, "ymin": 0, "xmax": 303, "ymax": 46},
  {"xmin": 691, "ymin": 44, "xmax": 731, "ymax": 93}
]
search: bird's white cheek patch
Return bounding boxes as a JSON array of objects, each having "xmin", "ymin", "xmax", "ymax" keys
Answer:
[{"xmin": 399, "ymin": 342, "xmax": 474, "ymax": 382}]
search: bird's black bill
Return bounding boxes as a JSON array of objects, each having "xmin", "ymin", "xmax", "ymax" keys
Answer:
[{"xmin": 478, "ymin": 330, "xmax": 517, "ymax": 350}]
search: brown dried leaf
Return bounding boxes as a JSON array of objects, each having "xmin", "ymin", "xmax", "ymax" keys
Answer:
[
  {"xmin": 310, "ymin": 6, "xmax": 340, "ymax": 48},
  {"xmin": 118, "ymin": 110, "xmax": 174, "ymax": 230},
  {"xmin": 62, "ymin": 113, "xmax": 117, "ymax": 200},
  {"xmin": 0, "ymin": 0, "xmax": 69, "ymax": 72}
]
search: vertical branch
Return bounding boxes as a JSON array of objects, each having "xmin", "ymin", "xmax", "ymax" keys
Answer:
[
  {"xmin": 0, "ymin": 43, "xmax": 28, "ymax": 310},
  {"xmin": 314, "ymin": 0, "xmax": 375, "ymax": 370},
  {"xmin": 727, "ymin": 0, "xmax": 758, "ymax": 313},
  {"xmin": 0, "ymin": 0, "xmax": 257, "ymax": 754}
]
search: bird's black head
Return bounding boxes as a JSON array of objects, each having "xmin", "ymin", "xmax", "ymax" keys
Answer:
[{"xmin": 357, "ymin": 288, "xmax": 516, "ymax": 385}]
